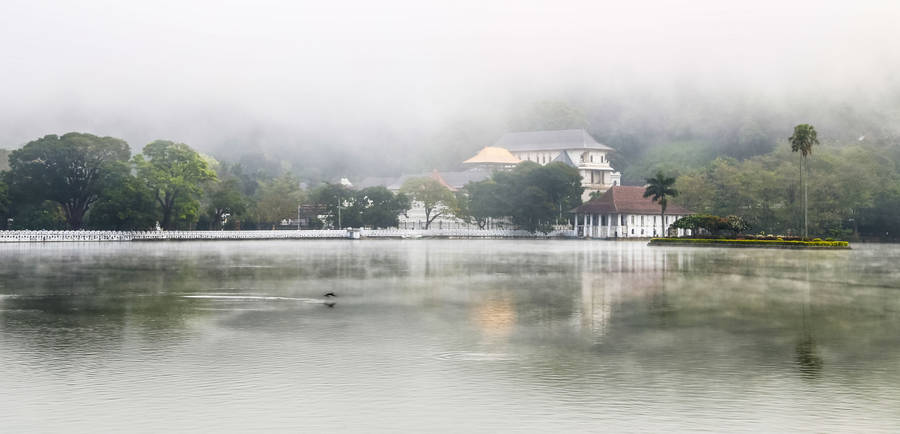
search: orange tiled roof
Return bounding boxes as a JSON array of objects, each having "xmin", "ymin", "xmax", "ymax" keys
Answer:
[{"xmin": 574, "ymin": 186, "xmax": 692, "ymax": 215}]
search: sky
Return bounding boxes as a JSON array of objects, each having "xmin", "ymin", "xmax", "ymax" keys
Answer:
[{"xmin": 2, "ymin": 0, "xmax": 899, "ymax": 171}]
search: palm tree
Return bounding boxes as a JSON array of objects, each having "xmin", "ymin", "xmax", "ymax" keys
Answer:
[
  {"xmin": 643, "ymin": 171, "xmax": 678, "ymax": 237},
  {"xmin": 789, "ymin": 124, "xmax": 819, "ymax": 238}
]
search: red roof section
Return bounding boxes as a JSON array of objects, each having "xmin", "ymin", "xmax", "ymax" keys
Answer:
[
  {"xmin": 430, "ymin": 169, "xmax": 457, "ymax": 191},
  {"xmin": 574, "ymin": 186, "xmax": 692, "ymax": 215}
]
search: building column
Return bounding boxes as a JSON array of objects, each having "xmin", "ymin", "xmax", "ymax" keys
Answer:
[
  {"xmin": 583, "ymin": 213, "xmax": 588, "ymax": 238},
  {"xmin": 588, "ymin": 213, "xmax": 593, "ymax": 238},
  {"xmin": 607, "ymin": 213, "xmax": 612, "ymax": 238}
]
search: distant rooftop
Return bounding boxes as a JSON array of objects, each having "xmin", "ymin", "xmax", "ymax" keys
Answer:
[
  {"xmin": 356, "ymin": 169, "xmax": 492, "ymax": 192},
  {"xmin": 493, "ymin": 129, "xmax": 614, "ymax": 152}
]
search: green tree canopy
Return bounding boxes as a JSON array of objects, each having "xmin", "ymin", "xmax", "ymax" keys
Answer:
[
  {"xmin": 355, "ymin": 186, "xmax": 411, "ymax": 229},
  {"xmin": 86, "ymin": 168, "xmax": 157, "ymax": 230},
  {"xmin": 671, "ymin": 140, "xmax": 894, "ymax": 239},
  {"xmin": 253, "ymin": 174, "xmax": 304, "ymax": 227},
  {"xmin": 134, "ymin": 140, "xmax": 216, "ymax": 230},
  {"xmin": 309, "ymin": 182, "xmax": 355, "ymax": 228},
  {"xmin": 309, "ymin": 184, "xmax": 410, "ymax": 229},
  {"xmin": 7, "ymin": 133, "xmax": 130, "ymax": 229},
  {"xmin": 400, "ymin": 177, "xmax": 457, "ymax": 229},
  {"xmin": 205, "ymin": 178, "xmax": 248, "ymax": 229},
  {"xmin": 0, "ymin": 177, "xmax": 9, "ymax": 224},
  {"xmin": 458, "ymin": 179, "xmax": 505, "ymax": 228},
  {"xmin": 460, "ymin": 162, "xmax": 583, "ymax": 233}
]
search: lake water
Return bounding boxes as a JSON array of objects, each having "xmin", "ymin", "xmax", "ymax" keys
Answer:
[{"xmin": 1, "ymin": 240, "xmax": 899, "ymax": 432}]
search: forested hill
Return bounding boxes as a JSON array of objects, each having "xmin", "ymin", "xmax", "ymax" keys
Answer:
[{"xmin": 196, "ymin": 85, "xmax": 900, "ymax": 188}]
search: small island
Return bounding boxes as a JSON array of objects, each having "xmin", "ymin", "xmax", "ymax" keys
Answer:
[
  {"xmin": 649, "ymin": 236, "xmax": 850, "ymax": 249},
  {"xmin": 649, "ymin": 214, "xmax": 850, "ymax": 249}
]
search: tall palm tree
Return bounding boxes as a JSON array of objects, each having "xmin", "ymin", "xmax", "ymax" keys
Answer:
[
  {"xmin": 789, "ymin": 124, "xmax": 819, "ymax": 238},
  {"xmin": 644, "ymin": 171, "xmax": 678, "ymax": 237}
]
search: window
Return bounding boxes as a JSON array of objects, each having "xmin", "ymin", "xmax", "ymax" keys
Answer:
[
  {"xmin": 630, "ymin": 215, "xmax": 634, "ymax": 225},
  {"xmin": 640, "ymin": 215, "xmax": 644, "ymax": 225}
]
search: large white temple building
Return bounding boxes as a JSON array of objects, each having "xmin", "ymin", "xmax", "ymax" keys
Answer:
[
  {"xmin": 487, "ymin": 129, "xmax": 621, "ymax": 201},
  {"xmin": 355, "ymin": 129, "xmax": 633, "ymax": 230}
]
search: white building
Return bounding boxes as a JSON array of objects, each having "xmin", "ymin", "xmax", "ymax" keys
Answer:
[
  {"xmin": 573, "ymin": 186, "xmax": 692, "ymax": 238},
  {"xmin": 355, "ymin": 130, "xmax": 627, "ymax": 229},
  {"xmin": 492, "ymin": 129, "xmax": 621, "ymax": 201}
]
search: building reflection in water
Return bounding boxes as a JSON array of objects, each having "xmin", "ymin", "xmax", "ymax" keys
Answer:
[
  {"xmin": 472, "ymin": 293, "xmax": 517, "ymax": 339},
  {"xmin": 575, "ymin": 271, "xmax": 615, "ymax": 342},
  {"xmin": 570, "ymin": 243, "xmax": 697, "ymax": 342}
]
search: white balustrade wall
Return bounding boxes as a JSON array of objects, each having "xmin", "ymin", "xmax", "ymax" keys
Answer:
[{"xmin": 0, "ymin": 229, "xmax": 577, "ymax": 242}]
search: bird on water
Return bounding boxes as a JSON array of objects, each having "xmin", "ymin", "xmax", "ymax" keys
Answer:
[{"xmin": 323, "ymin": 292, "xmax": 336, "ymax": 298}]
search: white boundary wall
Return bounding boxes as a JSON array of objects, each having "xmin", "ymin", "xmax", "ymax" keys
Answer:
[{"xmin": 0, "ymin": 229, "xmax": 577, "ymax": 242}]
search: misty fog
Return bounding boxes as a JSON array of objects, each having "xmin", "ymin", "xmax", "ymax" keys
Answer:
[{"xmin": 3, "ymin": 0, "xmax": 899, "ymax": 181}]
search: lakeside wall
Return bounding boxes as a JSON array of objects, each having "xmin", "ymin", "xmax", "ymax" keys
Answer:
[{"xmin": 0, "ymin": 229, "xmax": 577, "ymax": 242}]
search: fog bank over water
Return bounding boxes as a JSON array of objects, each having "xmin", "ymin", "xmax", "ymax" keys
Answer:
[{"xmin": 2, "ymin": 1, "xmax": 899, "ymax": 177}]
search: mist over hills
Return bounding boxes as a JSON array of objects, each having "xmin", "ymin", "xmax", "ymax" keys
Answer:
[{"xmin": 2, "ymin": 1, "xmax": 899, "ymax": 184}]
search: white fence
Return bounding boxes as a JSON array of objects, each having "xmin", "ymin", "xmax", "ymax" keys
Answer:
[{"xmin": 0, "ymin": 229, "xmax": 577, "ymax": 243}]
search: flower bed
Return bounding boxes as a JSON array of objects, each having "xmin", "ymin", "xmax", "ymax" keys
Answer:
[{"xmin": 648, "ymin": 237, "xmax": 850, "ymax": 249}]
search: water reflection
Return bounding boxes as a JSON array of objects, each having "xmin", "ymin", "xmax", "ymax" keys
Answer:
[{"xmin": 1, "ymin": 241, "xmax": 899, "ymax": 432}]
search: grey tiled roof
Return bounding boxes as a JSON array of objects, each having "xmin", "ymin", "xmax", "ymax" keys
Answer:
[
  {"xmin": 355, "ymin": 176, "xmax": 397, "ymax": 190},
  {"xmin": 494, "ymin": 129, "xmax": 614, "ymax": 152}
]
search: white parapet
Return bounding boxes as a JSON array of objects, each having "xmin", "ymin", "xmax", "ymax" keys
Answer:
[{"xmin": 0, "ymin": 229, "xmax": 578, "ymax": 242}]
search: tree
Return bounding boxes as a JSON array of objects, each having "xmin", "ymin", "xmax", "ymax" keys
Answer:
[
  {"xmin": 205, "ymin": 178, "xmax": 247, "ymax": 229},
  {"xmin": 400, "ymin": 177, "xmax": 456, "ymax": 229},
  {"xmin": 530, "ymin": 162, "xmax": 584, "ymax": 223},
  {"xmin": 0, "ymin": 177, "xmax": 9, "ymax": 227},
  {"xmin": 643, "ymin": 171, "xmax": 678, "ymax": 236},
  {"xmin": 356, "ymin": 186, "xmax": 411, "ymax": 228},
  {"xmin": 7, "ymin": 133, "xmax": 131, "ymax": 228},
  {"xmin": 254, "ymin": 174, "xmax": 304, "ymax": 228},
  {"xmin": 309, "ymin": 182, "xmax": 355, "ymax": 228},
  {"xmin": 86, "ymin": 168, "xmax": 157, "ymax": 230},
  {"xmin": 789, "ymin": 124, "xmax": 819, "ymax": 238},
  {"xmin": 459, "ymin": 180, "xmax": 505, "ymax": 229},
  {"xmin": 510, "ymin": 185, "xmax": 556, "ymax": 233},
  {"xmin": 134, "ymin": 140, "xmax": 217, "ymax": 230}
]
